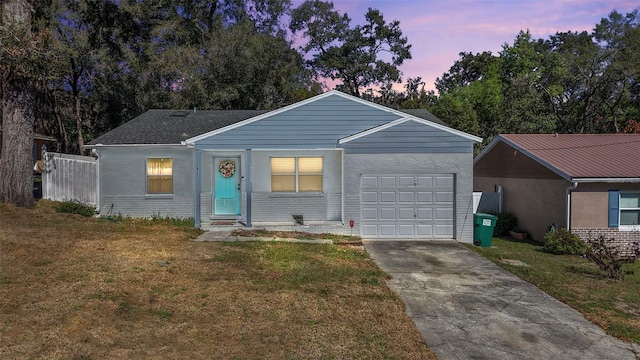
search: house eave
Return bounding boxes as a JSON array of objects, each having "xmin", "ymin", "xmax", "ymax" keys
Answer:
[{"xmin": 571, "ymin": 177, "xmax": 640, "ymax": 183}]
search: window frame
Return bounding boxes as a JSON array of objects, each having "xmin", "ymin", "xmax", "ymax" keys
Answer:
[
  {"xmin": 146, "ymin": 158, "xmax": 174, "ymax": 195},
  {"xmin": 270, "ymin": 156, "xmax": 323, "ymax": 193},
  {"xmin": 619, "ymin": 191, "xmax": 640, "ymax": 230}
]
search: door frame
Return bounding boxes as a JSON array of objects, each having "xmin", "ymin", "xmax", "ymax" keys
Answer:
[{"xmin": 212, "ymin": 156, "xmax": 241, "ymax": 217}]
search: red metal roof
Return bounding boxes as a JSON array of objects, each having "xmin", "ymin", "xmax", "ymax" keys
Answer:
[{"xmin": 498, "ymin": 134, "xmax": 640, "ymax": 179}]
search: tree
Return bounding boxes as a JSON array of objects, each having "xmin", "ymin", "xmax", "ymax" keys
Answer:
[
  {"xmin": 0, "ymin": 0, "xmax": 46, "ymax": 207},
  {"xmin": 290, "ymin": 0, "xmax": 411, "ymax": 96}
]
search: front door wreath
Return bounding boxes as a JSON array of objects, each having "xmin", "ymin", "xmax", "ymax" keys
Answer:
[{"xmin": 219, "ymin": 160, "xmax": 235, "ymax": 178}]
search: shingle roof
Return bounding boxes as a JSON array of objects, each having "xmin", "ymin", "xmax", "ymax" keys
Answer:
[
  {"xmin": 397, "ymin": 109, "xmax": 445, "ymax": 125},
  {"xmin": 87, "ymin": 109, "xmax": 269, "ymax": 145},
  {"xmin": 87, "ymin": 107, "xmax": 447, "ymax": 146},
  {"xmin": 491, "ymin": 134, "xmax": 640, "ymax": 179}
]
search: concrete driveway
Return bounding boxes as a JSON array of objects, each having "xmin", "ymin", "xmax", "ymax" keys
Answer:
[{"xmin": 364, "ymin": 240, "xmax": 638, "ymax": 360}]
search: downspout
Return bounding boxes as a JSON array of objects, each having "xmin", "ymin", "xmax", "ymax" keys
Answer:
[{"xmin": 565, "ymin": 181, "xmax": 579, "ymax": 230}]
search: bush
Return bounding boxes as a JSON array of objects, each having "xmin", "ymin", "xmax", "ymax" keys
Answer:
[
  {"xmin": 586, "ymin": 235, "xmax": 639, "ymax": 280},
  {"xmin": 55, "ymin": 200, "xmax": 95, "ymax": 217},
  {"xmin": 541, "ymin": 228, "xmax": 589, "ymax": 255},
  {"xmin": 487, "ymin": 211, "xmax": 517, "ymax": 236}
]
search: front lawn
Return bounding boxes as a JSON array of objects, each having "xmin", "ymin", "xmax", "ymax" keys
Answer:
[
  {"xmin": 0, "ymin": 201, "xmax": 435, "ymax": 359},
  {"xmin": 468, "ymin": 237, "xmax": 640, "ymax": 344}
]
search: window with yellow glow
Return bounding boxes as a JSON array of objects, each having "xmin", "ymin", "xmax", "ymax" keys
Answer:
[
  {"xmin": 271, "ymin": 157, "xmax": 323, "ymax": 192},
  {"xmin": 147, "ymin": 158, "xmax": 173, "ymax": 194}
]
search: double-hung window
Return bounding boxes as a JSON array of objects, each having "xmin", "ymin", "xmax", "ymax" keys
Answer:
[
  {"xmin": 271, "ymin": 157, "xmax": 323, "ymax": 192},
  {"xmin": 147, "ymin": 158, "xmax": 173, "ymax": 194},
  {"xmin": 620, "ymin": 192, "xmax": 640, "ymax": 227},
  {"xmin": 610, "ymin": 190, "xmax": 640, "ymax": 229}
]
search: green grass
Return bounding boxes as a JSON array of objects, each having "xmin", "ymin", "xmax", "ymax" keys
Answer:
[
  {"xmin": 214, "ymin": 242, "xmax": 386, "ymax": 293},
  {"xmin": 467, "ymin": 237, "xmax": 640, "ymax": 344}
]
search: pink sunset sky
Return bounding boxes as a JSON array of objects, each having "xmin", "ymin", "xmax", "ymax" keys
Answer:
[{"xmin": 291, "ymin": 0, "xmax": 639, "ymax": 93}]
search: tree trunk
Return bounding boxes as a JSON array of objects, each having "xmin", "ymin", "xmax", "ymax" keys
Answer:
[
  {"xmin": 0, "ymin": 0, "xmax": 36, "ymax": 208},
  {"xmin": 74, "ymin": 94, "xmax": 85, "ymax": 155}
]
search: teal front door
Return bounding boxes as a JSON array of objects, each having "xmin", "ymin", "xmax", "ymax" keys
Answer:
[{"xmin": 214, "ymin": 158, "xmax": 241, "ymax": 216}]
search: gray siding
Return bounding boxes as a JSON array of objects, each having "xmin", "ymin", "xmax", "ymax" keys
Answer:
[
  {"xmin": 340, "ymin": 121, "xmax": 473, "ymax": 154},
  {"xmin": 343, "ymin": 153, "xmax": 474, "ymax": 242},
  {"xmin": 96, "ymin": 146, "xmax": 195, "ymax": 218},
  {"xmin": 193, "ymin": 95, "xmax": 400, "ymax": 149}
]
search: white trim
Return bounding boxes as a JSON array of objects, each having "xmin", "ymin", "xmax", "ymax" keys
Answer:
[
  {"xmin": 184, "ymin": 90, "xmax": 482, "ymax": 145},
  {"xmin": 252, "ymin": 148, "xmax": 339, "ymax": 152}
]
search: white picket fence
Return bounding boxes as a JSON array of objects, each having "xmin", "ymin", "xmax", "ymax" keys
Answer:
[{"xmin": 42, "ymin": 151, "xmax": 97, "ymax": 206}]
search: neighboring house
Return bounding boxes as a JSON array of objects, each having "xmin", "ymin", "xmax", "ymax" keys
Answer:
[
  {"xmin": 0, "ymin": 130, "xmax": 56, "ymax": 171},
  {"xmin": 87, "ymin": 91, "xmax": 481, "ymax": 241},
  {"xmin": 474, "ymin": 134, "xmax": 640, "ymax": 253}
]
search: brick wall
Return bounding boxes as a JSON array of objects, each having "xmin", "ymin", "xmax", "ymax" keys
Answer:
[{"xmin": 573, "ymin": 228, "xmax": 640, "ymax": 258}]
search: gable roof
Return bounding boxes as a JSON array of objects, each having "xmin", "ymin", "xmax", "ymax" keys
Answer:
[
  {"xmin": 87, "ymin": 109, "xmax": 269, "ymax": 146},
  {"xmin": 475, "ymin": 134, "xmax": 640, "ymax": 180},
  {"xmin": 88, "ymin": 90, "xmax": 481, "ymax": 147},
  {"xmin": 184, "ymin": 91, "xmax": 481, "ymax": 147}
]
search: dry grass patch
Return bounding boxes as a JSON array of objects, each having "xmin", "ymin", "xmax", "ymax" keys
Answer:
[{"xmin": 1, "ymin": 201, "xmax": 435, "ymax": 359}]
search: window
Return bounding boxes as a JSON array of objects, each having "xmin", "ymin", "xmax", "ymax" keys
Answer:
[
  {"xmin": 147, "ymin": 158, "xmax": 173, "ymax": 194},
  {"xmin": 271, "ymin": 157, "xmax": 323, "ymax": 192},
  {"xmin": 620, "ymin": 192, "xmax": 640, "ymax": 227}
]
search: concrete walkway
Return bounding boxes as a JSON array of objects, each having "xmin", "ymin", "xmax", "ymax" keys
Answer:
[{"xmin": 363, "ymin": 240, "xmax": 639, "ymax": 360}]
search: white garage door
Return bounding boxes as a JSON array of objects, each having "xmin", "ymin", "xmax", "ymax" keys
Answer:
[{"xmin": 360, "ymin": 174, "xmax": 455, "ymax": 239}]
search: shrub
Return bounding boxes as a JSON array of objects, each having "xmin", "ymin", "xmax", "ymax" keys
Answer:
[
  {"xmin": 486, "ymin": 211, "xmax": 517, "ymax": 236},
  {"xmin": 541, "ymin": 228, "xmax": 589, "ymax": 255},
  {"xmin": 54, "ymin": 200, "xmax": 95, "ymax": 217},
  {"xmin": 586, "ymin": 235, "xmax": 639, "ymax": 280}
]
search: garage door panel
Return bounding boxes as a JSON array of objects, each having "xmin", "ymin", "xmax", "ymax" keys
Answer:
[
  {"xmin": 362, "ymin": 176, "xmax": 378, "ymax": 188},
  {"xmin": 398, "ymin": 191, "xmax": 414, "ymax": 203},
  {"xmin": 398, "ymin": 208, "xmax": 414, "ymax": 220},
  {"xmin": 362, "ymin": 208, "xmax": 378, "ymax": 220},
  {"xmin": 380, "ymin": 177, "xmax": 396, "ymax": 187},
  {"xmin": 435, "ymin": 225, "xmax": 453, "ymax": 236},
  {"xmin": 435, "ymin": 208, "xmax": 453, "ymax": 220},
  {"xmin": 380, "ymin": 192, "xmax": 396, "ymax": 202},
  {"xmin": 362, "ymin": 224, "xmax": 379, "ymax": 236},
  {"xmin": 416, "ymin": 192, "xmax": 433, "ymax": 203},
  {"xmin": 380, "ymin": 208, "xmax": 396, "ymax": 220},
  {"xmin": 416, "ymin": 176, "xmax": 433, "ymax": 187},
  {"xmin": 362, "ymin": 191, "xmax": 378, "ymax": 203},
  {"xmin": 435, "ymin": 176, "xmax": 454, "ymax": 187},
  {"xmin": 379, "ymin": 224, "xmax": 397, "ymax": 236},
  {"xmin": 398, "ymin": 176, "xmax": 414, "ymax": 187},
  {"xmin": 398, "ymin": 224, "xmax": 415, "ymax": 236},
  {"xmin": 417, "ymin": 208, "xmax": 432, "ymax": 220},
  {"xmin": 435, "ymin": 191, "xmax": 454, "ymax": 203},
  {"xmin": 417, "ymin": 224, "xmax": 433, "ymax": 236}
]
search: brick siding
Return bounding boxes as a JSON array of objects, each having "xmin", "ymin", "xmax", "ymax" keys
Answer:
[{"xmin": 573, "ymin": 228, "xmax": 640, "ymax": 258}]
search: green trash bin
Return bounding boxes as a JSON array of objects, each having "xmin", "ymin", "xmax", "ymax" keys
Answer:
[{"xmin": 473, "ymin": 213, "xmax": 498, "ymax": 247}]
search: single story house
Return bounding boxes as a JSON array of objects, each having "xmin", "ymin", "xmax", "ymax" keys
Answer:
[
  {"xmin": 474, "ymin": 134, "xmax": 640, "ymax": 252},
  {"xmin": 87, "ymin": 90, "xmax": 482, "ymax": 241}
]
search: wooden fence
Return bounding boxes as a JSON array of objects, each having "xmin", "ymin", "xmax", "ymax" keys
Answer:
[{"xmin": 42, "ymin": 151, "xmax": 97, "ymax": 206}]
